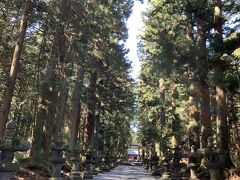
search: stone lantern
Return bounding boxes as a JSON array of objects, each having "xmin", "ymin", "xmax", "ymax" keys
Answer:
[
  {"xmin": 204, "ymin": 137, "xmax": 222, "ymax": 180},
  {"xmin": 83, "ymin": 150, "xmax": 93, "ymax": 179},
  {"xmin": 69, "ymin": 141, "xmax": 82, "ymax": 180},
  {"xmin": 104, "ymin": 152, "xmax": 111, "ymax": 172},
  {"xmin": 98, "ymin": 154, "xmax": 104, "ymax": 172},
  {"xmin": 161, "ymin": 160, "xmax": 170, "ymax": 180},
  {"xmin": 91, "ymin": 153, "xmax": 99, "ymax": 175},
  {"xmin": 188, "ymin": 145, "xmax": 202, "ymax": 180},
  {"xmin": 171, "ymin": 145, "xmax": 182, "ymax": 179},
  {"xmin": 0, "ymin": 120, "xmax": 30, "ymax": 179},
  {"xmin": 50, "ymin": 132, "xmax": 66, "ymax": 180}
]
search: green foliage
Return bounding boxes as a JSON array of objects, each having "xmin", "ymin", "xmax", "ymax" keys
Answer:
[
  {"xmin": 0, "ymin": 0, "xmax": 135, "ymax": 163},
  {"xmin": 136, "ymin": 0, "xmax": 240, "ymax": 161}
]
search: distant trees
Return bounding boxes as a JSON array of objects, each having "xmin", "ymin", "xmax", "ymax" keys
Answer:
[
  {"xmin": 137, "ymin": 0, "xmax": 240, "ymax": 170},
  {"xmin": 0, "ymin": 0, "xmax": 31, "ymax": 137},
  {"xmin": 0, "ymin": 0, "xmax": 135, "ymax": 164}
]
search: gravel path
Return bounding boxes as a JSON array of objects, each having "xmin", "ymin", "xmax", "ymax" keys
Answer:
[{"xmin": 93, "ymin": 165, "xmax": 159, "ymax": 180}]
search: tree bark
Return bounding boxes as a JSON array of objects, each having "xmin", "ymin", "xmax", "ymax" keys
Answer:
[
  {"xmin": 159, "ymin": 81, "xmax": 167, "ymax": 156},
  {"xmin": 214, "ymin": 0, "xmax": 234, "ymax": 169},
  {"xmin": 159, "ymin": 82, "xmax": 166, "ymax": 126},
  {"xmin": 0, "ymin": 0, "xmax": 31, "ymax": 137},
  {"xmin": 197, "ymin": 17, "xmax": 212, "ymax": 149},
  {"xmin": 214, "ymin": 0, "xmax": 229, "ymax": 151},
  {"xmin": 199, "ymin": 79, "xmax": 211, "ymax": 149},
  {"xmin": 30, "ymin": 101, "xmax": 46, "ymax": 158},
  {"xmin": 70, "ymin": 66, "xmax": 84, "ymax": 146},
  {"xmin": 216, "ymin": 85, "xmax": 228, "ymax": 150},
  {"xmin": 94, "ymin": 101, "xmax": 101, "ymax": 155},
  {"xmin": 171, "ymin": 84, "xmax": 180, "ymax": 147},
  {"xmin": 84, "ymin": 70, "xmax": 98, "ymax": 150},
  {"xmin": 188, "ymin": 81, "xmax": 200, "ymax": 150}
]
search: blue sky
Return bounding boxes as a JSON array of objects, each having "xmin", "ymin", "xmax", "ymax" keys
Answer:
[{"xmin": 125, "ymin": 1, "xmax": 148, "ymax": 80}]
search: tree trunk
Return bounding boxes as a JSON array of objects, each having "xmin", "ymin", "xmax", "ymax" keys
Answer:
[
  {"xmin": 70, "ymin": 66, "xmax": 84, "ymax": 146},
  {"xmin": 216, "ymin": 85, "xmax": 228, "ymax": 149},
  {"xmin": 188, "ymin": 91, "xmax": 200, "ymax": 150},
  {"xmin": 56, "ymin": 82, "xmax": 68, "ymax": 135},
  {"xmin": 0, "ymin": 0, "xmax": 31, "ymax": 137},
  {"xmin": 84, "ymin": 70, "xmax": 98, "ymax": 150},
  {"xmin": 159, "ymin": 81, "xmax": 167, "ymax": 156},
  {"xmin": 94, "ymin": 101, "xmax": 101, "ymax": 155},
  {"xmin": 197, "ymin": 17, "xmax": 212, "ymax": 149},
  {"xmin": 159, "ymin": 82, "xmax": 166, "ymax": 126},
  {"xmin": 214, "ymin": 0, "xmax": 234, "ymax": 169},
  {"xmin": 30, "ymin": 101, "xmax": 46, "ymax": 158},
  {"xmin": 171, "ymin": 84, "xmax": 180, "ymax": 147},
  {"xmin": 199, "ymin": 79, "xmax": 211, "ymax": 149},
  {"xmin": 214, "ymin": 0, "xmax": 229, "ymax": 151}
]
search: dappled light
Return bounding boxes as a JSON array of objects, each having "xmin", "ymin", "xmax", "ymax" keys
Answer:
[{"xmin": 0, "ymin": 0, "xmax": 239, "ymax": 179}]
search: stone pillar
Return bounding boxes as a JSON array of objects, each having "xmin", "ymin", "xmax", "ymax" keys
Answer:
[
  {"xmin": 95, "ymin": 155, "xmax": 102, "ymax": 173},
  {"xmin": 103, "ymin": 153, "xmax": 111, "ymax": 172},
  {"xmin": 151, "ymin": 152, "xmax": 160, "ymax": 176},
  {"xmin": 91, "ymin": 154, "xmax": 98, "ymax": 175},
  {"xmin": 171, "ymin": 146, "xmax": 182, "ymax": 180},
  {"xmin": 110, "ymin": 156, "xmax": 115, "ymax": 169},
  {"xmin": 188, "ymin": 145, "xmax": 202, "ymax": 180},
  {"xmin": 83, "ymin": 151, "xmax": 93, "ymax": 179},
  {"xmin": 141, "ymin": 149, "xmax": 145, "ymax": 163},
  {"xmin": 204, "ymin": 137, "xmax": 223, "ymax": 180},
  {"xmin": 97, "ymin": 155, "xmax": 104, "ymax": 172},
  {"xmin": 70, "ymin": 142, "xmax": 82, "ymax": 180},
  {"xmin": 50, "ymin": 133, "xmax": 66, "ymax": 180},
  {"xmin": 144, "ymin": 156, "xmax": 150, "ymax": 170},
  {"xmin": 0, "ymin": 120, "xmax": 30, "ymax": 179},
  {"xmin": 113, "ymin": 156, "xmax": 118, "ymax": 167},
  {"xmin": 161, "ymin": 161, "xmax": 170, "ymax": 180}
]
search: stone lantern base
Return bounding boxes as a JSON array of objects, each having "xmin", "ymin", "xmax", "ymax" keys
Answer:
[
  {"xmin": 83, "ymin": 170, "xmax": 93, "ymax": 179},
  {"xmin": 70, "ymin": 171, "xmax": 82, "ymax": 180},
  {"xmin": 161, "ymin": 172, "xmax": 171, "ymax": 180},
  {"xmin": 0, "ymin": 163, "xmax": 19, "ymax": 180}
]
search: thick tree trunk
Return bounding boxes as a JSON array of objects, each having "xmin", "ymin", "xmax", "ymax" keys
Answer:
[
  {"xmin": 199, "ymin": 79, "xmax": 211, "ymax": 149},
  {"xmin": 30, "ymin": 99, "xmax": 46, "ymax": 158},
  {"xmin": 0, "ymin": 0, "xmax": 31, "ymax": 137},
  {"xmin": 197, "ymin": 17, "xmax": 212, "ymax": 149},
  {"xmin": 214, "ymin": 0, "xmax": 229, "ymax": 151},
  {"xmin": 159, "ymin": 81, "xmax": 166, "ymax": 156},
  {"xmin": 41, "ymin": 23, "xmax": 66, "ymax": 158},
  {"xmin": 171, "ymin": 84, "xmax": 180, "ymax": 147},
  {"xmin": 94, "ymin": 102, "xmax": 101, "ymax": 155},
  {"xmin": 84, "ymin": 70, "xmax": 98, "ymax": 150},
  {"xmin": 70, "ymin": 66, "xmax": 84, "ymax": 146},
  {"xmin": 54, "ymin": 19, "xmax": 67, "ymax": 135},
  {"xmin": 56, "ymin": 83, "xmax": 68, "ymax": 135},
  {"xmin": 43, "ymin": 104, "xmax": 57, "ymax": 159},
  {"xmin": 214, "ymin": 0, "xmax": 233, "ymax": 169},
  {"xmin": 98, "ymin": 113, "xmax": 105, "ymax": 155},
  {"xmin": 216, "ymin": 85, "xmax": 228, "ymax": 149},
  {"xmin": 186, "ymin": 10, "xmax": 201, "ymax": 151},
  {"xmin": 159, "ymin": 82, "xmax": 166, "ymax": 126},
  {"xmin": 188, "ymin": 92, "xmax": 200, "ymax": 150}
]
